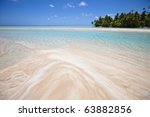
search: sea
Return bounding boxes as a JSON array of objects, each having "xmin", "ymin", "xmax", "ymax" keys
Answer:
[
  {"xmin": 0, "ymin": 26, "xmax": 150, "ymax": 69},
  {"xmin": 0, "ymin": 26, "xmax": 150, "ymax": 99}
]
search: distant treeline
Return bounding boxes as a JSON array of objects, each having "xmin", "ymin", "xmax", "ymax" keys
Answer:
[{"xmin": 92, "ymin": 8, "xmax": 150, "ymax": 28}]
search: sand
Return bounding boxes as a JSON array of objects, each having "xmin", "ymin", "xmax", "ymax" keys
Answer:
[
  {"xmin": 0, "ymin": 27, "xmax": 150, "ymax": 33},
  {"xmin": 0, "ymin": 38, "xmax": 150, "ymax": 99},
  {"xmin": 0, "ymin": 37, "xmax": 150, "ymax": 100}
]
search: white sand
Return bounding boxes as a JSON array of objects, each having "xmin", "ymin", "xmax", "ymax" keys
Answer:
[
  {"xmin": 0, "ymin": 40, "xmax": 150, "ymax": 100},
  {"xmin": 0, "ymin": 27, "xmax": 150, "ymax": 33}
]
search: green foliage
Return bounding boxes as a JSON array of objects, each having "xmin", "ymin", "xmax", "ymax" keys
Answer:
[
  {"xmin": 92, "ymin": 7, "xmax": 150, "ymax": 28},
  {"xmin": 111, "ymin": 20, "xmax": 122, "ymax": 27},
  {"xmin": 102, "ymin": 20, "xmax": 110, "ymax": 27}
]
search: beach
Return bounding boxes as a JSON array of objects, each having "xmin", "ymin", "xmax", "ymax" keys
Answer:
[
  {"xmin": 0, "ymin": 27, "xmax": 150, "ymax": 99},
  {"xmin": 1, "ymin": 27, "xmax": 150, "ymax": 33}
]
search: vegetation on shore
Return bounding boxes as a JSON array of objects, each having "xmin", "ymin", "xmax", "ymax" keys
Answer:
[{"xmin": 92, "ymin": 7, "xmax": 150, "ymax": 28}]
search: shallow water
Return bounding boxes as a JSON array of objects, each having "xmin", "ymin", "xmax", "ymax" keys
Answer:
[
  {"xmin": 0, "ymin": 27, "xmax": 150, "ymax": 99},
  {"xmin": 1, "ymin": 28, "xmax": 150, "ymax": 49}
]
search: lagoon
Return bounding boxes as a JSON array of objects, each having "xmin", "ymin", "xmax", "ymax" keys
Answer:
[{"xmin": 0, "ymin": 27, "xmax": 150, "ymax": 99}]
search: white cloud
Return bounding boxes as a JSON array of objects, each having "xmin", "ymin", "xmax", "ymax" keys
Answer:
[
  {"xmin": 79, "ymin": 1, "xmax": 88, "ymax": 7},
  {"xmin": 63, "ymin": 1, "xmax": 87, "ymax": 8},
  {"xmin": 95, "ymin": 16, "xmax": 99, "ymax": 19},
  {"xmin": 82, "ymin": 13, "xmax": 92, "ymax": 17},
  {"xmin": 49, "ymin": 4, "xmax": 55, "ymax": 8},
  {"xmin": 107, "ymin": 13, "xmax": 114, "ymax": 16},
  {"xmin": 65, "ymin": 3, "xmax": 75, "ymax": 8},
  {"xmin": 107, "ymin": 13, "xmax": 115, "ymax": 18}
]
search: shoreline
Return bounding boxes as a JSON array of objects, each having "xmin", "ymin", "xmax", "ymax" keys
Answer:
[{"xmin": 0, "ymin": 27, "xmax": 150, "ymax": 33}]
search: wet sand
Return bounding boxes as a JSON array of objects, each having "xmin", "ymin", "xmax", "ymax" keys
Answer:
[{"xmin": 0, "ymin": 39, "xmax": 150, "ymax": 100}]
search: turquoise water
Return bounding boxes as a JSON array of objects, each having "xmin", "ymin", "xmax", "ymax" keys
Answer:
[
  {"xmin": 0, "ymin": 27, "xmax": 150, "ymax": 69},
  {"xmin": 0, "ymin": 28, "xmax": 150, "ymax": 51},
  {"xmin": 0, "ymin": 26, "xmax": 150, "ymax": 57}
]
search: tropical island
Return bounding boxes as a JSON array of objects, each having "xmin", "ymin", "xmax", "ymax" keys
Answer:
[
  {"xmin": 0, "ymin": 0, "xmax": 150, "ymax": 101},
  {"xmin": 92, "ymin": 8, "xmax": 150, "ymax": 28}
]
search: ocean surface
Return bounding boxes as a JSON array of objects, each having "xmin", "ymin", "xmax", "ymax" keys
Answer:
[
  {"xmin": 0, "ymin": 27, "xmax": 150, "ymax": 99},
  {"xmin": 0, "ymin": 27, "xmax": 150, "ymax": 68},
  {"xmin": 0, "ymin": 27, "xmax": 150, "ymax": 49}
]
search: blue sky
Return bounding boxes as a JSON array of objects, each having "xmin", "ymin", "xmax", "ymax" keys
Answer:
[{"xmin": 0, "ymin": 0, "xmax": 149, "ymax": 26}]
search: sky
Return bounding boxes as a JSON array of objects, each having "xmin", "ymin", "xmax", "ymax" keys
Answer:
[{"xmin": 0, "ymin": 0, "xmax": 149, "ymax": 26}]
